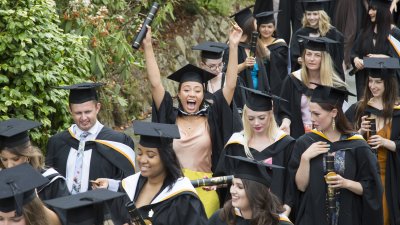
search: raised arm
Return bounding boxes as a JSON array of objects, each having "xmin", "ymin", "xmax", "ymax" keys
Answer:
[
  {"xmin": 142, "ymin": 27, "xmax": 165, "ymax": 110},
  {"xmin": 223, "ymin": 25, "xmax": 243, "ymax": 105}
]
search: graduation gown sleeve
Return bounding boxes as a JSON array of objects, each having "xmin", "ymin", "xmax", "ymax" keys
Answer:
[{"xmin": 266, "ymin": 41, "xmax": 289, "ymax": 96}]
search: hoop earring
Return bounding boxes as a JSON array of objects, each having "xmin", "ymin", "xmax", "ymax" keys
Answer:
[{"xmin": 332, "ymin": 118, "xmax": 336, "ymax": 131}]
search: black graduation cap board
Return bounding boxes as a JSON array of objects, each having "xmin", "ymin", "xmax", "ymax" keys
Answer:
[
  {"xmin": 0, "ymin": 163, "xmax": 49, "ymax": 216},
  {"xmin": 255, "ymin": 10, "xmax": 281, "ymax": 25},
  {"xmin": 298, "ymin": 35, "xmax": 338, "ymax": 52},
  {"xmin": 226, "ymin": 155, "xmax": 284, "ymax": 187},
  {"xmin": 369, "ymin": 0, "xmax": 392, "ymax": 9},
  {"xmin": 363, "ymin": 57, "xmax": 400, "ymax": 78},
  {"xmin": 57, "ymin": 82, "xmax": 104, "ymax": 104},
  {"xmin": 240, "ymin": 86, "xmax": 288, "ymax": 111},
  {"xmin": 133, "ymin": 121, "xmax": 181, "ymax": 149},
  {"xmin": 299, "ymin": 0, "xmax": 332, "ymax": 11},
  {"xmin": 310, "ymin": 83, "xmax": 355, "ymax": 106},
  {"xmin": 0, "ymin": 118, "xmax": 41, "ymax": 148},
  {"xmin": 192, "ymin": 41, "xmax": 228, "ymax": 60},
  {"xmin": 167, "ymin": 64, "xmax": 215, "ymax": 84},
  {"xmin": 44, "ymin": 189, "xmax": 125, "ymax": 225},
  {"xmin": 230, "ymin": 5, "xmax": 254, "ymax": 29}
]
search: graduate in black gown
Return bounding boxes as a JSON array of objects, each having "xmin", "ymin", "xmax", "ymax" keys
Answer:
[
  {"xmin": 254, "ymin": 11, "xmax": 289, "ymax": 97},
  {"xmin": 46, "ymin": 82, "xmax": 136, "ymax": 195},
  {"xmin": 286, "ymin": 84, "xmax": 383, "ymax": 225},
  {"xmin": 215, "ymin": 87, "xmax": 294, "ymax": 214},
  {"xmin": 278, "ymin": 36, "xmax": 346, "ymax": 138},
  {"xmin": 290, "ymin": 0, "xmax": 345, "ymax": 81},
  {"xmin": 101, "ymin": 121, "xmax": 208, "ymax": 225},
  {"xmin": 345, "ymin": 58, "xmax": 400, "ymax": 225},
  {"xmin": 350, "ymin": 0, "xmax": 400, "ymax": 100},
  {"xmin": 0, "ymin": 164, "xmax": 63, "ymax": 225},
  {"xmin": 209, "ymin": 155, "xmax": 293, "ymax": 225},
  {"xmin": 0, "ymin": 118, "xmax": 68, "ymax": 224},
  {"xmin": 142, "ymin": 24, "xmax": 243, "ymax": 216}
]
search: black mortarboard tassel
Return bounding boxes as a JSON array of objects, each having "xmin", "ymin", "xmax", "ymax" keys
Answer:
[
  {"xmin": 310, "ymin": 83, "xmax": 355, "ymax": 106},
  {"xmin": 192, "ymin": 41, "xmax": 228, "ymax": 60},
  {"xmin": 0, "ymin": 164, "xmax": 49, "ymax": 216},
  {"xmin": 0, "ymin": 118, "xmax": 41, "ymax": 148},
  {"xmin": 57, "ymin": 82, "xmax": 104, "ymax": 104}
]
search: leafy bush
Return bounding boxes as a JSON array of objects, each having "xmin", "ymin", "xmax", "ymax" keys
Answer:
[{"xmin": 0, "ymin": 0, "xmax": 91, "ymax": 148}]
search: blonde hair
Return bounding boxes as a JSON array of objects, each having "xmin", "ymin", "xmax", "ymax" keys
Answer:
[
  {"xmin": 0, "ymin": 142, "xmax": 44, "ymax": 169},
  {"xmin": 300, "ymin": 50, "xmax": 346, "ymax": 87},
  {"xmin": 241, "ymin": 105, "xmax": 279, "ymax": 158},
  {"xmin": 302, "ymin": 10, "xmax": 332, "ymax": 36}
]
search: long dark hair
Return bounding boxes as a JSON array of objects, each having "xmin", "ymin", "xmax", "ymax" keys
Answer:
[
  {"xmin": 317, "ymin": 103, "xmax": 354, "ymax": 134},
  {"xmin": 158, "ymin": 141, "xmax": 183, "ymax": 190},
  {"xmin": 241, "ymin": 17, "xmax": 256, "ymax": 44},
  {"xmin": 360, "ymin": 3, "xmax": 392, "ymax": 54},
  {"xmin": 219, "ymin": 179, "xmax": 284, "ymax": 225},
  {"xmin": 355, "ymin": 74, "xmax": 399, "ymax": 128}
]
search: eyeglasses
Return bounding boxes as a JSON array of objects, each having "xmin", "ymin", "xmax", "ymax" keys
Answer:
[{"xmin": 203, "ymin": 62, "xmax": 224, "ymax": 72}]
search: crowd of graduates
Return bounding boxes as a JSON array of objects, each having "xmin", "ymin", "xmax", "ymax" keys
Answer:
[{"xmin": 1, "ymin": 0, "xmax": 400, "ymax": 225}]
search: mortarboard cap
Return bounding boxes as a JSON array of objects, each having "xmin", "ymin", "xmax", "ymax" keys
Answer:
[
  {"xmin": 298, "ymin": 35, "xmax": 338, "ymax": 52},
  {"xmin": 57, "ymin": 82, "xmax": 104, "ymax": 104},
  {"xmin": 255, "ymin": 10, "xmax": 281, "ymax": 25},
  {"xmin": 299, "ymin": 0, "xmax": 332, "ymax": 11},
  {"xmin": 167, "ymin": 64, "xmax": 215, "ymax": 84},
  {"xmin": 240, "ymin": 86, "xmax": 287, "ymax": 111},
  {"xmin": 363, "ymin": 57, "xmax": 400, "ymax": 78},
  {"xmin": 310, "ymin": 83, "xmax": 355, "ymax": 106},
  {"xmin": 230, "ymin": 5, "xmax": 254, "ymax": 29},
  {"xmin": 44, "ymin": 189, "xmax": 125, "ymax": 225},
  {"xmin": 192, "ymin": 41, "xmax": 228, "ymax": 60},
  {"xmin": 369, "ymin": 0, "xmax": 392, "ymax": 9},
  {"xmin": 226, "ymin": 155, "xmax": 284, "ymax": 187},
  {"xmin": 0, "ymin": 163, "xmax": 49, "ymax": 216},
  {"xmin": 133, "ymin": 121, "xmax": 180, "ymax": 148},
  {"xmin": 0, "ymin": 118, "xmax": 41, "ymax": 149}
]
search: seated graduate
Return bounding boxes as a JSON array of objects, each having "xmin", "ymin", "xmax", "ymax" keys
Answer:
[
  {"xmin": 0, "ymin": 118, "xmax": 68, "ymax": 224},
  {"xmin": 345, "ymin": 57, "xmax": 400, "ymax": 225},
  {"xmin": 0, "ymin": 163, "xmax": 62, "ymax": 225},
  {"xmin": 94, "ymin": 121, "xmax": 208, "ymax": 225},
  {"xmin": 215, "ymin": 86, "xmax": 294, "ymax": 215},
  {"xmin": 44, "ymin": 189, "xmax": 125, "ymax": 225},
  {"xmin": 208, "ymin": 155, "xmax": 293, "ymax": 225},
  {"xmin": 286, "ymin": 84, "xmax": 383, "ymax": 225}
]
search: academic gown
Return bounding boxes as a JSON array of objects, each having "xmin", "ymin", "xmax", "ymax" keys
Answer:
[
  {"xmin": 208, "ymin": 209, "xmax": 293, "ymax": 225},
  {"xmin": 215, "ymin": 130, "xmax": 295, "ymax": 204},
  {"xmin": 346, "ymin": 103, "xmax": 400, "ymax": 225},
  {"xmin": 278, "ymin": 73, "xmax": 313, "ymax": 138},
  {"xmin": 46, "ymin": 126, "xmax": 136, "ymax": 191},
  {"xmin": 290, "ymin": 27, "xmax": 345, "ymax": 81},
  {"xmin": 111, "ymin": 173, "xmax": 208, "ymax": 225},
  {"xmin": 286, "ymin": 130, "xmax": 383, "ymax": 225},
  {"xmin": 152, "ymin": 89, "xmax": 242, "ymax": 173},
  {"xmin": 350, "ymin": 27, "xmax": 400, "ymax": 99},
  {"xmin": 264, "ymin": 39, "xmax": 289, "ymax": 96}
]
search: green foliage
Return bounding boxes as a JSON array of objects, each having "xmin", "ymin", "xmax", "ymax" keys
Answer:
[{"xmin": 0, "ymin": 0, "xmax": 91, "ymax": 148}]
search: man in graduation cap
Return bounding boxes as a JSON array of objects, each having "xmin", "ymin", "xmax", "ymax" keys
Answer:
[
  {"xmin": 0, "ymin": 163, "xmax": 62, "ymax": 225},
  {"xmin": 46, "ymin": 82, "xmax": 136, "ymax": 196},
  {"xmin": 290, "ymin": 0, "xmax": 345, "ymax": 81},
  {"xmin": 345, "ymin": 57, "xmax": 400, "ymax": 225},
  {"xmin": 286, "ymin": 83, "xmax": 383, "ymax": 225}
]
